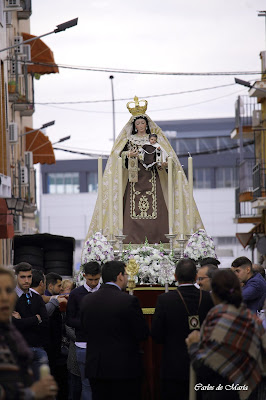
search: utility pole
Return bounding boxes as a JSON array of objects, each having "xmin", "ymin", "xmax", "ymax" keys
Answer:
[{"xmin": 109, "ymin": 76, "xmax": 116, "ymax": 146}]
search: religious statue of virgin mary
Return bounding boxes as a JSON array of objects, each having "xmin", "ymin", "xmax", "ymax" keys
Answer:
[{"xmin": 84, "ymin": 97, "xmax": 203, "ymax": 246}]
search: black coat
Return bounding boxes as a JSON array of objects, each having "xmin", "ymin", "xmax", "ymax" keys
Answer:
[
  {"xmin": 13, "ymin": 292, "xmax": 48, "ymax": 348},
  {"xmin": 80, "ymin": 284, "xmax": 149, "ymax": 379},
  {"xmin": 66, "ymin": 285, "xmax": 91, "ymax": 342},
  {"xmin": 151, "ymin": 285, "xmax": 213, "ymax": 380}
]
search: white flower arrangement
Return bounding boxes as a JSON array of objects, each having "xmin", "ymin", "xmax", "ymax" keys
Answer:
[
  {"xmin": 77, "ymin": 232, "xmax": 114, "ymax": 286},
  {"xmin": 122, "ymin": 241, "xmax": 176, "ymax": 285},
  {"xmin": 184, "ymin": 229, "xmax": 217, "ymax": 262}
]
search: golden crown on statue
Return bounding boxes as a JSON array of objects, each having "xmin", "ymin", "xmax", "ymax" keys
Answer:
[{"xmin": 126, "ymin": 96, "xmax": 148, "ymax": 116}]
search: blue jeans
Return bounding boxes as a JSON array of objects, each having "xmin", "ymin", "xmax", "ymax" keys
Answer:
[
  {"xmin": 30, "ymin": 347, "xmax": 49, "ymax": 381},
  {"xmin": 68, "ymin": 372, "xmax": 82, "ymax": 400},
  {"xmin": 75, "ymin": 346, "xmax": 92, "ymax": 400}
]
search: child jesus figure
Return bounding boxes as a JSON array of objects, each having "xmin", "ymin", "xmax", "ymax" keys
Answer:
[{"xmin": 139, "ymin": 133, "xmax": 168, "ymax": 170}]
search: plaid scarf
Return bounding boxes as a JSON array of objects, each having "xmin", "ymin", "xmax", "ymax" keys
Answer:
[{"xmin": 195, "ymin": 303, "xmax": 266, "ymax": 400}]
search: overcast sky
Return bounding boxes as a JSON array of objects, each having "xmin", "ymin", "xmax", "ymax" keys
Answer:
[{"xmin": 30, "ymin": 0, "xmax": 266, "ymax": 158}]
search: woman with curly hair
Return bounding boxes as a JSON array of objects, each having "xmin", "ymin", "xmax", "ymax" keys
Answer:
[{"xmin": 186, "ymin": 269, "xmax": 266, "ymax": 400}]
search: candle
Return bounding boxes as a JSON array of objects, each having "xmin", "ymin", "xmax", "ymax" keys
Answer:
[
  {"xmin": 118, "ymin": 157, "xmax": 123, "ymax": 233},
  {"xmin": 98, "ymin": 157, "xmax": 103, "ymax": 232},
  {"xmin": 168, "ymin": 157, "xmax": 173, "ymax": 234},
  {"xmin": 178, "ymin": 170, "xmax": 184, "ymax": 238},
  {"xmin": 108, "ymin": 171, "xmax": 113, "ymax": 236},
  {"xmin": 188, "ymin": 155, "xmax": 194, "ymax": 234},
  {"xmin": 40, "ymin": 364, "xmax": 50, "ymax": 378}
]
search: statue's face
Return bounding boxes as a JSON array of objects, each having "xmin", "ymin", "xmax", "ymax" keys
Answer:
[{"xmin": 135, "ymin": 118, "xmax": 147, "ymax": 134}]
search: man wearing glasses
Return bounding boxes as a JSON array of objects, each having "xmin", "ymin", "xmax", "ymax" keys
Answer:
[
  {"xmin": 12, "ymin": 262, "xmax": 49, "ymax": 381},
  {"xmin": 196, "ymin": 264, "xmax": 218, "ymax": 292}
]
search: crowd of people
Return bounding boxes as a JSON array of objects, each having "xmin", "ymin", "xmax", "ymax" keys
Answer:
[{"xmin": 0, "ymin": 256, "xmax": 265, "ymax": 400}]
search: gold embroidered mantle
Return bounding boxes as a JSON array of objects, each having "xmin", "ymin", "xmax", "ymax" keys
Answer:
[{"xmin": 83, "ymin": 113, "xmax": 204, "ymax": 248}]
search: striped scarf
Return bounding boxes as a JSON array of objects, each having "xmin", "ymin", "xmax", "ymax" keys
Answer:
[{"xmin": 195, "ymin": 303, "xmax": 266, "ymax": 400}]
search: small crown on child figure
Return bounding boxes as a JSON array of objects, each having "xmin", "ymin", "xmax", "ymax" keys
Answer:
[{"xmin": 127, "ymin": 96, "xmax": 148, "ymax": 116}]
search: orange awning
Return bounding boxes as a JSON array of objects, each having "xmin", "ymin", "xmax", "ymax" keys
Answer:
[
  {"xmin": 236, "ymin": 233, "xmax": 253, "ymax": 249},
  {"xmin": 25, "ymin": 127, "xmax": 56, "ymax": 165},
  {"xmin": 0, "ymin": 199, "xmax": 14, "ymax": 239},
  {"xmin": 236, "ymin": 222, "xmax": 265, "ymax": 248},
  {"xmin": 22, "ymin": 32, "xmax": 59, "ymax": 75}
]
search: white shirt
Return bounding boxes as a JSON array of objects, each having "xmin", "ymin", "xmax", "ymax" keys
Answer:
[{"xmin": 15, "ymin": 285, "xmax": 32, "ymax": 298}]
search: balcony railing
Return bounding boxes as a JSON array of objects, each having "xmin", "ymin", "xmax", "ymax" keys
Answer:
[
  {"xmin": 235, "ymin": 96, "xmax": 261, "ymax": 128},
  {"xmin": 8, "ymin": 65, "xmax": 34, "ymax": 116},
  {"xmin": 18, "ymin": 0, "xmax": 32, "ymax": 20},
  {"xmin": 239, "ymin": 159, "xmax": 255, "ymax": 193},
  {"xmin": 235, "ymin": 187, "xmax": 258, "ymax": 217},
  {"xmin": 235, "ymin": 160, "xmax": 266, "ymax": 219},
  {"xmin": 253, "ymin": 162, "xmax": 266, "ymax": 199}
]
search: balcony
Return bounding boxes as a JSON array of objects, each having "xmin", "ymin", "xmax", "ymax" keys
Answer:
[
  {"xmin": 17, "ymin": 0, "xmax": 32, "ymax": 20},
  {"xmin": 252, "ymin": 162, "xmax": 266, "ymax": 209},
  {"xmin": 235, "ymin": 159, "xmax": 266, "ymax": 223},
  {"xmin": 13, "ymin": 99, "xmax": 35, "ymax": 116},
  {"xmin": 231, "ymin": 96, "xmax": 261, "ymax": 140},
  {"xmin": 249, "ymin": 80, "xmax": 266, "ymax": 98},
  {"xmin": 8, "ymin": 68, "xmax": 35, "ymax": 116}
]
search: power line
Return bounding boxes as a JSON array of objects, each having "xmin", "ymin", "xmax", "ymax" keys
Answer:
[
  {"xmin": 26, "ymin": 60, "xmax": 262, "ymax": 77},
  {"xmin": 54, "ymin": 140, "xmax": 254, "ymax": 159},
  {"xmin": 35, "ymin": 83, "xmax": 236, "ymax": 105},
  {"xmin": 35, "ymin": 87, "xmax": 245, "ymax": 114},
  {"xmin": 53, "ymin": 147, "xmax": 109, "ymax": 158}
]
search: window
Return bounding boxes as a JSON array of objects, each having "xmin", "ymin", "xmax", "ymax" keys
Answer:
[
  {"xmin": 217, "ymin": 237, "xmax": 237, "ymax": 245},
  {"xmin": 47, "ymin": 173, "xmax": 80, "ymax": 194},
  {"xmin": 194, "ymin": 168, "xmax": 212, "ymax": 189},
  {"xmin": 87, "ymin": 172, "xmax": 98, "ymax": 192},
  {"xmin": 177, "ymin": 139, "xmax": 197, "ymax": 155},
  {"xmin": 215, "ymin": 167, "xmax": 236, "ymax": 188}
]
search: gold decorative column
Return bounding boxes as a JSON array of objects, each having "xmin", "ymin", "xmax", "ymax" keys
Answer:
[{"xmin": 126, "ymin": 259, "xmax": 139, "ymax": 296}]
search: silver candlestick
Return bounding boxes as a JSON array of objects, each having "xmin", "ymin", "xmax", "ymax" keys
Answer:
[
  {"xmin": 115, "ymin": 234, "xmax": 127, "ymax": 255},
  {"xmin": 108, "ymin": 235, "xmax": 117, "ymax": 248},
  {"xmin": 165, "ymin": 233, "xmax": 177, "ymax": 253},
  {"xmin": 177, "ymin": 235, "xmax": 187, "ymax": 259}
]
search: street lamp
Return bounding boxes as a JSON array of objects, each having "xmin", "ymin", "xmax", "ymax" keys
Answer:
[
  {"xmin": 235, "ymin": 77, "xmax": 266, "ymax": 95},
  {"xmin": 16, "ymin": 198, "xmax": 25, "ymax": 213},
  {"xmin": 5, "ymin": 196, "xmax": 25, "ymax": 214},
  {"xmin": 52, "ymin": 136, "xmax": 71, "ymax": 145},
  {"xmin": 0, "ymin": 18, "xmax": 78, "ymax": 53},
  {"xmin": 234, "ymin": 78, "xmax": 252, "ymax": 88},
  {"xmin": 5, "ymin": 197, "xmax": 17, "ymax": 212},
  {"xmin": 20, "ymin": 120, "xmax": 55, "ymax": 137},
  {"xmin": 31, "ymin": 135, "xmax": 71, "ymax": 153}
]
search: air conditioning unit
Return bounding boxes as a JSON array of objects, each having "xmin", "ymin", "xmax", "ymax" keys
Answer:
[
  {"xmin": 20, "ymin": 166, "xmax": 28, "ymax": 185},
  {"xmin": 21, "ymin": 44, "xmax": 31, "ymax": 61},
  {"xmin": 252, "ymin": 110, "xmax": 262, "ymax": 127},
  {"xmin": 10, "ymin": 56, "xmax": 22, "ymax": 75},
  {"xmin": 9, "ymin": 122, "xmax": 18, "ymax": 143},
  {"xmin": 24, "ymin": 151, "xmax": 33, "ymax": 168},
  {"xmin": 14, "ymin": 215, "xmax": 23, "ymax": 233},
  {"xmin": 5, "ymin": 11, "xmax": 12, "ymax": 26},
  {"xmin": 14, "ymin": 36, "xmax": 23, "ymax": 54},
  {"xmin": 6, "ymin": 0, "xmax": 20, "ymax": 7}
]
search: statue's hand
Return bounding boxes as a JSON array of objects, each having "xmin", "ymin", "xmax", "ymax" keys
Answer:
[{"xmin": 128, "ymin": 150, "xmax": 138, "ymax": 157}]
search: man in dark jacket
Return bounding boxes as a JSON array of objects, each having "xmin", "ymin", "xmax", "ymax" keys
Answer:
[
  {"xmin": 151, "ymin": 258, "xmax": 213, "ymax": 400},
  {"xmin": 12, "ymin": 262, "xmax": 49, "ymax": 381},
  {"xmin": 44, "ymin": 272, "xmax": 63, "ymax": 375},
  {"xmin": 80, "ymin": 260, "xmax": 149, "ymax": 400},
  {"xmin": 66, "ymin": 261, "xmax": 101, "ymax": 400},
  {"xmin": 232, "ymin": 256, "xmax": 266, "ymax": 312}
]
